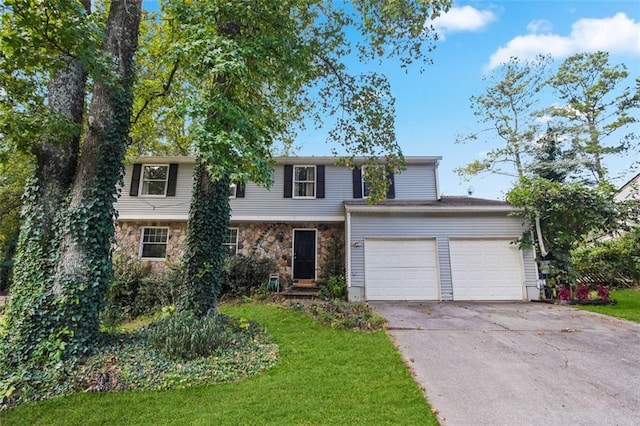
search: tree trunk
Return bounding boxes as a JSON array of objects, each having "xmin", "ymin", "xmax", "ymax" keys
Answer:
[
  {"xmin": 183, "ymin": 160, "xmax": 231, "ymax": 316},
  {"xmin": 51, "ymin": 0, "xmax": 142, "ymax": 353},
  {"xmin": 5, "ymin": 1, "xmax": 90, "ymax": 366}
]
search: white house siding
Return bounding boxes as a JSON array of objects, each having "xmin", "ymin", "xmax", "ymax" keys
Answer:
[
  {"xmin": 115, "ymin": 163, "xmax": 194, "ymax": 221},
  {"xmin": 348, "ymin": 212, "xmax": 538, "ymax": 301},
  {"xmin": 115, "ymin": 159, "xmax": 441, "ymax": 222},
  {"xmin": 394, "ymin": 164, "xmax": 438, "ymax": 200},
  {"xmin": 230, "ymin": 165, "xmax": 352, "ymax": 220}
]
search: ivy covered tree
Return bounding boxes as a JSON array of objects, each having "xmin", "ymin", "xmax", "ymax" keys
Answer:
[
  {"xmin": 0, "ymin": 0, "xmax": 143, "ymax": 400},
  {"xmin": 133, "ymin": 0, "xmax": 453, "ymax": 314}
]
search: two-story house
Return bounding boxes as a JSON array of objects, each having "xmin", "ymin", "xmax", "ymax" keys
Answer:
[{"xmin": 114, "ymin": 156, "xmax": 539, "ymax": 301}]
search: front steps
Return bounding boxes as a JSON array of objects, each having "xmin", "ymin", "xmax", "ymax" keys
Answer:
[{"xmin": 281, "ymin": 280, "xmax": 321, "ymax": 299}]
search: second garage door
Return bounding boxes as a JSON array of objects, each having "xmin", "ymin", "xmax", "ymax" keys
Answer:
[
  {"xmin": 365, "ymin": 239, "xmax": 439, "ymax": 301},
  {"xmin": 449, "ymin": 238, "xmax": 524, "ymax": 301}
]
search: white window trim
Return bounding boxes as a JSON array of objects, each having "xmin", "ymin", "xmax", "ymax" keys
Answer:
[
  {"xmin": 140, "ymin": 164, "xmax": 169, "ymax": 197},
  {"xmin": 139, "ymin": 226, "xmax": 169, "ymax": 261},
  {"xmin": 293, "ymin": 165, "xmax": 316, "ymax": 199},
  {"xmin": 229, "ymin": 183, "xmax": 237, "ymax": 199},
  {"xmin": 224, "ymin": 227, "xmax": 239, "ymax": 255}
]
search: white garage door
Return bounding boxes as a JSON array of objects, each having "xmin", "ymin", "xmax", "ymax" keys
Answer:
[
  {"xmin": 449, "ymin": 239, "xmax": 524, "ymax": 301},
  {"xmin": 365, "ymin": 239, "xmax": 439, "ymax": 301}
]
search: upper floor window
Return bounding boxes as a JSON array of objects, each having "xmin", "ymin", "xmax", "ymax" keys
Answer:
[
  {"xmin": 361, "ymin": 166, "xmax": 379, "ymax": 199},
  {"xmin": 284, "ymin": 164, "xmax": 324, "ymax": 199},
  {"xmin": 224, "ymin": 228, "xmax": 239, "ymax": 255},
  {"xmin": 130, "ymin": 163, "xmax": 178, "ymax": 197},
  {"xmin": 139, "ymin": 227, "xmax": 169, "ymax": 260},
  {"xmin": 141, "ymin": 165, "xmax": 168, "ymax": 196},
  {"xmin": 293, "ymin": 166, "xmax": 316, "ymax": 198},
  {"xmin": 229, "ymin": 183, "xmax": 237, "ymax": 198}
]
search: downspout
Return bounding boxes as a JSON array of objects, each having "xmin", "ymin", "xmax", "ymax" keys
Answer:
[
  {"xmin": 535, "ymin": 215, "xmax": 549, "ymax": 257},
  {"xmin": 345, "ymin": 208, "xmax": 352, "ymax": 295}
]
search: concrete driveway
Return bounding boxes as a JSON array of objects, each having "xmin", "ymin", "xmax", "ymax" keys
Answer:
[{"xmin": 370, "ymin": 301, "xmax": 640, "ymax": 426}]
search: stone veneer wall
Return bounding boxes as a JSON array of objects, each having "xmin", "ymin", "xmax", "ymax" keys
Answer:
[
  {"xmin": 114, "ymin": 221, "xmax": 188, "ymax": 271},
  {"xmin": 114, "ymin": 221, "xmax": 345, "ymax": 285},
  {"xmin": 234, "ymin": 222, "xmax": 344, "ymax": 287}
]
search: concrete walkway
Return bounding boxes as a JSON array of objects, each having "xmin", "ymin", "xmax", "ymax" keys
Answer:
[{"xmin": 370, "ymin": 301, "xmax": 640, "ymax": 426}]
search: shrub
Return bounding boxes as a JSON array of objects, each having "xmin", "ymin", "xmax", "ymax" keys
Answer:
[
  {"xmin": 597, "ymin": 285, "xmax": 611, "ymax": 301},
  {"xmin": 576, "ymin": 284, "xmax": 590, "ymax": 301},
  {"xmin": 572, "ymin": 228, "xmax": 640, "ymax": 287},
  {"xmin": 146, "ymin": 311, "xmax": 241, "ymax": 361},
  {"xmin": 320, "ymin": 234, "xmax": 344, "ymax": 280},
  {"xmin": 286, "ymin": 300, "xmax": 386, "ymax": 332},
  {"xmin": 222, "ymin": 254, "xmax": 276, "ymax": 298},
  {"xmin": 319, "ymin": 275, "xmax": 347, "ymax": 300},
  {"xmin": 102, "ymin": 257, "xmax": 186, "ymax": 326}
]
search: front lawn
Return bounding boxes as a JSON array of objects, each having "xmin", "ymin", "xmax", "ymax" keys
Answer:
[
  {"xmin": 0, "ymin": 304, "xmax": 438, "ymax": 425},
  {"xmin": 575, "ymin": 288, "xmax": 640, "ymax": 323}
]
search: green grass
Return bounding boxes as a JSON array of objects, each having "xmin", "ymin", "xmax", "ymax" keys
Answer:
[
  {"xmin": 575, "ymin": 288, "xmax": 640, "ymax": 323},
  {"xmin": 0, "ymin": 304, "xmax": 438, "ymax": 425}
]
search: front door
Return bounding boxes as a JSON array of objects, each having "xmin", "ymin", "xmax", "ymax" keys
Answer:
[{"xmin": 293, "ymin": 229, "xmax": 316, "ymax": 280}]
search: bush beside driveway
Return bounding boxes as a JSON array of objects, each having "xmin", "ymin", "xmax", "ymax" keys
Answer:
[{"xmin": 371, "ymin": 301, "xmax": 640, "ymax": 426}]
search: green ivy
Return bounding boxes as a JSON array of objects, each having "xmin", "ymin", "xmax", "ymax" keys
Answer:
[{"xmin": 182, "ymin": 160, "xmax": 231, "ymax": 316}]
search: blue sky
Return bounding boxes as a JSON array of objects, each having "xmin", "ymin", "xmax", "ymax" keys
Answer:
[{"xmin": 296, "ymin": 1, "xmax": 640, "ymax": 199}]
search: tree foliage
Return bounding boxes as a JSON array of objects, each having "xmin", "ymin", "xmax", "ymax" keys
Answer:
[
  {"xmin": 547, "ymin": 51, "xmax": 639, "ymax": 183},
  {"xmin": 506, "ymin": 176, "xmax": 636, "ymax": 281},
  {"xmin": 456, "ymin": 55, "xmax": 551, "ymax": 179},
  {"xmin": 0, "ymin": 0, "xmax": 143, "ymax": 407},
  {"xmin": 457, "ymin": 52, "xmax": 639, "ymax": 184}
]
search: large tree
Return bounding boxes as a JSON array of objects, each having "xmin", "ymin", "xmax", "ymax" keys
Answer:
[
  {"xmin": 133, "ymin": 0, "xmax": 453, "ymax": 313},
  {"xmin": 0, "ymin": 0, "xmax": 142, "ymax": 394},
  {"xmin": 456, "ymin": 55, "xmax": 551, "ymax": 179},
  {"xmin": 0, "ymin": 0, "xmax": 452, "ymax": 402},
  {"xmin": 547, "ymin": 51, "xmax": 639, "ymax": 183}
]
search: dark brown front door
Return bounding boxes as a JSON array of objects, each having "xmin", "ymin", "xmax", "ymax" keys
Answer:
[{"xmin": 293, "ymin": 229, "xmax": 316, "ymax": 280}]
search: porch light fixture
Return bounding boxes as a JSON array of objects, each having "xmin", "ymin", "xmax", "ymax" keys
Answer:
[{"xmin": 351, "ymin": 241, "xmax": 362, "ymax": 248}]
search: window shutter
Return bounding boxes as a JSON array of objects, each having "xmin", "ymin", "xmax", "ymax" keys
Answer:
[
  {"xmin": 386, "ymin": 171, "xmax": 396, "ymax": 199},
  {"xmin": 284, "ymin": 165, "xmax": 293, "ymax": 198},
  {"xmin": 352, "ymin": 168, "xmax": 362, "ymax": 199},
  {"xmin": 236, "ymin": 182, "xmax": 245, "ymax": 198},
  {"xmin": 167, "ymin": 163, "xmax": 178, "ymax": 196},
  {"xmin": 130, "ymin": 163, "xmax": 142, "ymax": 196},
  {"xmin": 316, "ymin": 165, "xmax": 325, "ymax": 198}
]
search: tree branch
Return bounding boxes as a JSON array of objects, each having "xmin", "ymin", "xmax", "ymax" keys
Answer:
[{"xmin": 131, "ymin": 59, "xmax": 180, "ymax": 126}]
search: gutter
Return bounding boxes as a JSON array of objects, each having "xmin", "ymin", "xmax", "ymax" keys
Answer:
[{"xmin": 344, "ymin": 204, "xmax": 520, "ymax": 214}]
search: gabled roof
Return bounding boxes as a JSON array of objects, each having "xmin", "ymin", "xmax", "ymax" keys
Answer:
[{"xmin": 617, "ymin": 172, "xmax": 640, "ymax": 194}]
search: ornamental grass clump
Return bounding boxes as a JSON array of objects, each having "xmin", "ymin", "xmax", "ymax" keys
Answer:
[{"xmin": 147, "ymin": 311, "xmax": 239, "ymax": 361}]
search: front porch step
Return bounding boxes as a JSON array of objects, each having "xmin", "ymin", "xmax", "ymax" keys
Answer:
[{"xmin": 282, "ymin": 285, "xmax": 321, "ymax": 300}]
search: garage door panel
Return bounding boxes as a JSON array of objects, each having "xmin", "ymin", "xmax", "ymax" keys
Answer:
[
  {"xmin": 365, "ymin": 239, "xmax": 439, "ymax": 301},
  {"xmin": 450, "ymin": 239, "xmax": 524, "ymax": 301}
]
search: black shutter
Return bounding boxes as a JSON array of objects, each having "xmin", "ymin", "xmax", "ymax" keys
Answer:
[
  {"xmin": 316, "ymin": 165, "xmax": 325, "ymax": 198},
  {"xmin": 284, "ymin": 165, "xmax": 293, "ymax": 198},
  {"xmin": 352, "ymin": 167, "xmax": 362, "ymax": 199},
  {"xmin": 236, "ymin": 182, "xmax": 245, "ymax": 198},
  {"xmin": 130, "ymin": 163, "xmax": 142, "ymax": 196},
  {"xmin": 166, "ymin": 163, "xmax": 178, "ymax": 196},
  {"xmin": 386, "ymin": 170, "xmax": 395, "ymax": 199}
]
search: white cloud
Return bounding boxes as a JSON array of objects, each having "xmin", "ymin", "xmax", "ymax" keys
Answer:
[
  {"xmin": 526, "ymin": 19, "xmax": 553, "ymax": 34},
  {"xmin": 487, "ymin": 12, "xmax": 640, "ymax": 69},
  {"xmin": 432, "ymin": 5, "xmax": 497, "ymax": 40}
]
